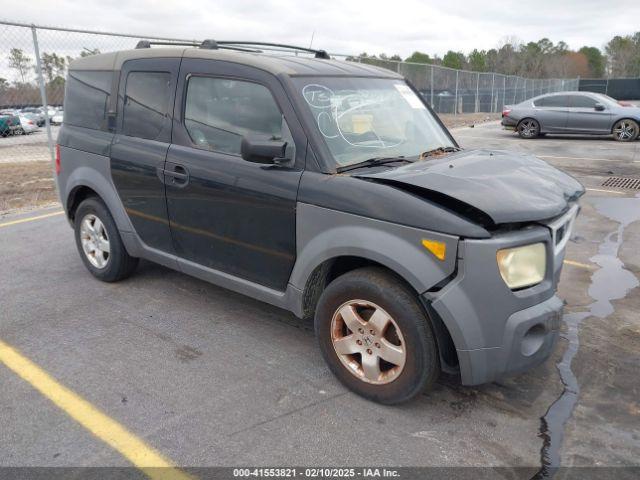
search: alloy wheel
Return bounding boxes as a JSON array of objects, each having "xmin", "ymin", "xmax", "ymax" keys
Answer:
[
  {"xmin": 79, "ymin": 213, "xmax": 110, "ymax": 269},
  {"xmin": 613, "ymin": 120, "xmax": 638, "ymax": 141},
  {"xmin": 330, "ymin": 300, "xmax": 406, "ymax": 385},
  {"xmin": 518, "ymin": 119, "xmax": 539, "ymax": 138}
]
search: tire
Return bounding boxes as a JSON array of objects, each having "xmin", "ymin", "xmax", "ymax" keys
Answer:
[
  {"xmin": 517, "ymin": 118, "xmax": 540, "ymax": 139},
  {"xmin": 612, "ymin": 119, "xmax": 639, "ymax": 142},
  {"xmin": 74, "ymin": 196, "xmax": 138, "ymax": 282},
  {"xmin": 315, "ymin": 267, "xmax": 439, "ymax": 404}
]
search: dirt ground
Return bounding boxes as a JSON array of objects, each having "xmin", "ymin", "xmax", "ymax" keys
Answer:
[
  {"xmin": 439, "ymin": 112, "xmax": 501, "ymax": 129},
  {"xmin": 0, "ymin": 162, "xmax": 59, "ymax": 213}
]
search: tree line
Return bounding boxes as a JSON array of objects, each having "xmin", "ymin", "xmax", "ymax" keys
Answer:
[
  {"xmin": 0, "ymin": 48, "xmax": 100, "ymax": 106},
  {"xmin": 2, "ymin": 31, "xmax": 640, "ymax": 102},
  {"xmin": 349, "ymin": 33, "xmax": 640, "ymax": 79}
]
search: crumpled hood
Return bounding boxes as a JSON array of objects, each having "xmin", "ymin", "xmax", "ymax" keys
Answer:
[{"xmin": 353, "ymin": 149, "xmax": 585, "ymax": 224}]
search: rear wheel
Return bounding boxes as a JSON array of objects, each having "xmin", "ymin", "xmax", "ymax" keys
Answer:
[
  {"xmin": 612, "ymin": 119, "xmax": 639, "ymax": 142},
  {"xmin": 315, "ymin": 267, "xmax": 439, "ymax": 404},
  {"xmin": 74, "ymin": 197, "xmax": 138, "ymax": 282},
  {"xmin": 517, "ymin": 118, "xmax": 540, "ymax": 139}
]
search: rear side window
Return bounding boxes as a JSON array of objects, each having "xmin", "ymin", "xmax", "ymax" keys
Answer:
[
  {"xmin": 122, "ymin": 71, "xmax": 171, "ymax": 140},
  {"xmin": 569, "ymin": 95, "xmax": 598, "ymax": 108},
  {"xmin": 64, "ymin": 70, "xmax": 112, "ymax": 131},
  {"xmin": 184, "ymin": 77, "xmax": 285, "ymax": 155},
  {"xmin": 534, "ymin": 95, "xmax": 570, "ymax": 108}
]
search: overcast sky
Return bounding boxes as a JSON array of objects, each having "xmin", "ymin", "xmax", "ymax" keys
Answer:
[{"xmin": 20, "ymin": 0, "xmax": 640, "ymax": 57}]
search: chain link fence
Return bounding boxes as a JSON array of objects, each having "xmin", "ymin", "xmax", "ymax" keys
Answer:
[
  {"xmin": 357, "ymin": 57, "xmax": 578, "ymax": 115},
  {"xmin": 579, "ymin": 78, "xmax": 640, "ymax": 99},
  {"xmin": 0, "ymin": 20, "xmax": 579, "ymax": 164}
]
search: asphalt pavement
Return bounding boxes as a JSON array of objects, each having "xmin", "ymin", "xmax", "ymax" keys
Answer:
[{"xmin": 0, "ymin": 123, "xmax": 639, "ymax": 476}]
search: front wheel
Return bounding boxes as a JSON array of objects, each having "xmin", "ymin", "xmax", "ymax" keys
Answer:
[
  {"xmin": 74, "ymin": 197, "xmax": 139, "ymax": 282},
  {"xmin": 315, "ymin": 267, "xmax": 439, "ymax": 404},
  {"xmin": 517, "ymin": 118, "xmax": 540, "ymax": 139},
  {"xmin": 612, "ymin": 119, "xmax": 639, "ymax": 142}
]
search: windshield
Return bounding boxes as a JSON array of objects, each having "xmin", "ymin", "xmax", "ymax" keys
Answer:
[{"xmin": 292, "ymin": 77, "xmax": 455, "ymax": 168}]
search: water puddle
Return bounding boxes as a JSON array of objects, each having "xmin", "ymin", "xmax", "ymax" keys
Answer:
[{"xmin": 533, "ymin": 194, "xmax": 640, "ymax": 479}]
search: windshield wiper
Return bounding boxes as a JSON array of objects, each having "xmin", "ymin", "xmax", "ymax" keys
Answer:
[
  {"xmin": 419, "ymin": 146, "xmax": 462, "ymax": 159},
  {"xmin": 336, "ymin": 156, "xmax": 411, "ymax": 173}
]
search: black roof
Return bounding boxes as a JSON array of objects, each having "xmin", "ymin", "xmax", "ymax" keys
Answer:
[{"xmin": 69, "ymin": 46, "xmax": 402, "ymax": 78}]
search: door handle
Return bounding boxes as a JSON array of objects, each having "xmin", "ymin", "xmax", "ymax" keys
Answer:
[{"xmin": 163, "ymin": 163, "xmax": 190, "ymax": 187}]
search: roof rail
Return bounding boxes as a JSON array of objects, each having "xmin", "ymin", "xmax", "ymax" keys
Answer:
[
  {"xmin": 216, "ymin": 41, "xmax": 330, "ymax": 59},
  {"xmin": 135, "ymin": 39, "xmax": 262, "ymax": 53},
  {"xmin": 199, "ymin": 39, "xmax": 262, "ymax": 53},
  {"xmin": 135, "ymin": 40, "xmax": 199, "ymax": 49},
  {"xmin": 135, "ymin": 39, "xmax": 330, "ymax": 59}
]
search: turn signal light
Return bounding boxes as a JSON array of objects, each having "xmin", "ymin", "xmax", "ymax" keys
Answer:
[{"xmin": 422, "ymin": 239, "xmax": 446, "ymax": 261}]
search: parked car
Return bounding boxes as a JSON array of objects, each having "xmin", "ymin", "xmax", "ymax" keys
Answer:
[
  {"xmin": 21, "ymin": 107, "xmax": 46, "ymax": 126},
  {"xmin": 0, "ymin": 113, "xmax": 21, "ymax": 136},
  {"xmin": 18, "ymin": 114, "xmax": 39, "ymax": 134},
  {"xmin": 502, "ymin": 91, "xmax": 640, "ymax": 141},
  {"xmin": 51, "ymin": 110, "xmax": 64, "ymax": 125},
  {"xmin": 56, "ymin": 41, "xmax": 584, "ymax": 404}
]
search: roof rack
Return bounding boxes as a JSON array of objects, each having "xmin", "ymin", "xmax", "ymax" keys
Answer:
[
  {"xmin": 199, "ymin": 40, "xmax": 261, "ymax": 53},
  {"xmin": 135, "ymin": 39, "xmax": 330, "ymax": 59},
  {"xmin": 135, "ymin": 39, "xmax": 261, "ymax": 53},
  {"xmin": 217, "ymin": 41, "xmax": 330, "ymax": 59},
  {"xmin": 135, "ymin": 40, "xmax": 197, "ymax": 49}
]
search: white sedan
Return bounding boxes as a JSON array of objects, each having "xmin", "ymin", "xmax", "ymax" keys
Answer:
[
  {"xmin": 51, "ymin": 111, "xmax": 64, "ymax": 125},
  {"xmin": 18, "ymin": 115, "xmax": 39, "ymax": 134}
]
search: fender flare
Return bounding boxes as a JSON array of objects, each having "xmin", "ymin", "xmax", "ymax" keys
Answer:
[
  {"xmin": 289, "ymin": 204, "xmax": 458, "ymax": 295},
  {"xmin": 62, "ymin": 160, "xmax": 134, "ymax": 235}
]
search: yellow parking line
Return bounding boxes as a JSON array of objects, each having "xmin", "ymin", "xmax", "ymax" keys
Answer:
[
  {"xmin": 563, "ymin": 259, "xmax": 595, "ymax": 270},
  {"xmin": 0, "ymin": 339, "xmax": 192, "ymax": 480},
  {"xmin": 0, "ymin": 210, "xmax": 64, "ymax": 228},
  {"xmin": 538, "ymin": 155, "xmax": 616, "ymax": 162},
  {"xmin": 585, "ymin": 188, "xmax": 627, "ymax": 195}
]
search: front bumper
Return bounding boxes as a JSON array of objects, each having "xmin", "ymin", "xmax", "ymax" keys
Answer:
[
  {"xmin": 424, "ymin": 223, "xmax": 569, "ymax": 385},
  {"xmin": 432, "ymin": 294, "xmax": 562, "ymax": 385}
]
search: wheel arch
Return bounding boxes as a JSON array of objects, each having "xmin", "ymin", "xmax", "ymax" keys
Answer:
[
  {"xmin": 517, "ymin": 116, "xmax": 542, "ymax": 129},
  {"xmin": 301, "ymin": 255, "xmax": 388, "ymax": 321},
  {"xmin": 299, "ymin": 254, "xmax": 459, "ymax": 374},
  {"xmin": 611, "ymin": 116, "xmax": 640, "ymax": 133},
  {"xmin": 67, "ymin": 185, "xmax": 100, "ymax": 222},
  {"xmin": 60, "ymin": 160, "xmax": 134, "ymax": 235}
]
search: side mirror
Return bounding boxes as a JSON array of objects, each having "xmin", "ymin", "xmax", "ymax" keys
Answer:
[
  {"xmin": 241, "ymin": 135, "xmax": 290, "ymax": 165},
  {"xmin": 594, "ymin": 103, "xmax": 605, "ymax": 111}
]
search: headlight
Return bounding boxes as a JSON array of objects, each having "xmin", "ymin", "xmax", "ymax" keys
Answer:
[{"xmin": 496, "ymin": 243, "xmax": 546, "ymax": 289}]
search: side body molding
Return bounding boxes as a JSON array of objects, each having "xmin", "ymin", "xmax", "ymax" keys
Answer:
[{"xmin": 289, "ymin": 203, "xmax": 459, "ymax": 294}]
